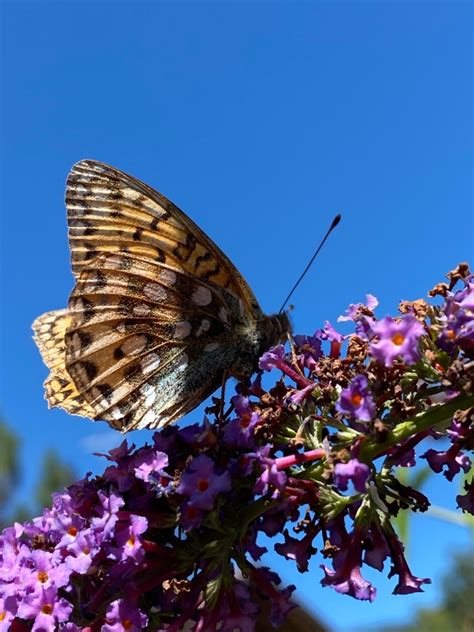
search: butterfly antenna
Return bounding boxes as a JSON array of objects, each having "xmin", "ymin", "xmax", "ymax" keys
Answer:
[{"xmin": 278, "ymin": 214, "xmax": 341, "ymax": 314}]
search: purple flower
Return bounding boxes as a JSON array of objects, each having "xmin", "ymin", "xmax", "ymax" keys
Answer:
[
  {"xmin": 91, "ymin": 491, "xmax": 124, "ymax": 539},
  {"xmin": 17, "ymin": 586, "xmax": 73, "ymax": 631},
  {"xmin": 293, "ymin": 331, "xmax": 322, "ymax": 371},
  {"xmin": 338, "ymin": 294, "xmax": 379, "ymax": 322},
  {"xmin": 439, "ymin": 282, "xmax": 474, "ymax": 352},
  {"xmin": 334, "ymin": 458, "xmax": 370, "ymax": 493},
  {"xmin": 388, "ymin": 532, "xmax": 431, "ymax": 594},
  {"xmin": 254, "ymin": 450, "xmax": 287, "ymax": 499},
  {"xmin": 112, "ymin": 515, "xmax": 148, "ymax": 562},
  {"xmin": 102, "ymin": 599, "xmax": 148, "ymax": 632},
  {"xmin": 289, "ymin": 383, "xmax": 315, "ymax": 406},
  {"xmin": 336, "ymin": 375, "xmax": 376, "ymax": 422},
  {"xmin": 176, "ymin": 454, "xmax": 231, "ymax": 511},
  {"xmin": 457, "ymin": 478, "xmax": 474, "ymax": 515},
  {"xmin": 422, "ymin": 447, "xmax": 471, "ymax": 481},
  {"xmin": 321, "ymin": 562, "xmax": 377, "ymax": 602},
  {"xmin": 65, "ymin": 529, "xmax": 99, "ymax": 574},
  {"xmin": 0, "ymin": 596, "xmax": 17, "ymax": 632},
  {"xmin": 275, "ymin": 529, "xmax": 315, "ymax": 572},
  {"xmin": 259, "ymin": 344, "xmax": 286, "ymax": 371},
  {"xmin": 369, "ymin": 315, "xmax": 424, "ymax": 366},
  {"xmin": 179, "ymin": 503, "xmax": 204, "ymax": 531},
  {"xmin": 133, "ymin": 448, "xmax": 169, "ymax": 484},
  {"xmin": 19, "ymin": 549, "xmax": 71, "ymax": 590},
  {"xmin": 363, "ymin": 526, "xmax": 390, "ymax": 571}
]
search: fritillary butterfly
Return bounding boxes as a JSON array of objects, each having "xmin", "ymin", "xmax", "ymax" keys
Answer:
[{"xmin": 33, "ymin": 161, "xmax": 291, "ymax": 432}]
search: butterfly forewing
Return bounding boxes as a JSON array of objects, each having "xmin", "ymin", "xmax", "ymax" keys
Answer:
[{"xmin": 66, "ymin": 160, "xmax": 262, "ymax": 320}]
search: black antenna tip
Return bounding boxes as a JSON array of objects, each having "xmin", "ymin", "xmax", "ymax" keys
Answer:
[{"xmin": 331, "ymin": 214, "xmax": 342, "ymax": 229}]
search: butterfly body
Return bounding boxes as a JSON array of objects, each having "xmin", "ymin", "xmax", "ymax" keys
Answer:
[{"xmin": 33, "ymin": 161, "xmax": 291, "ymax": 432}]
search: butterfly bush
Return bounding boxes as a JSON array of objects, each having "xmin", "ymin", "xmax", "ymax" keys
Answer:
[{"xmin": 2, "ymin": 264, "xmax": 474, "ymax": 631}]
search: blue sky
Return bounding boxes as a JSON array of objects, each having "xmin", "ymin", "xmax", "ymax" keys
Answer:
[{"xmin": 1, "ymin": 2, "xmax": 472, "ymax": 630}]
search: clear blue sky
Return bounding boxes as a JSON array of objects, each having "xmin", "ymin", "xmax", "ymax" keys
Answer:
[{"xmin": 1, "ymin": 3, "xmax": 472, "ymax": 630}]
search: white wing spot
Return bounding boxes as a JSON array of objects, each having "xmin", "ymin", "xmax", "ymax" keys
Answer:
[
  {"xmin": 191, "ymin": 286, "xmax": 212, "ymax": 306},
  {"xmin": 159, "ymin": 268, "xmax": 177, "ymax": 285},
  {"xmin": 144, "ymin": 282, "xmax": 167, "ymax": 303},
  {"xmin": 176, "ymin": 353, "xmax": 189, "ymax": 373},
  {"xmin": 204, "ymin": 343, "xmax": 220, "ymax": 352},
  {"xmin": 133, "ymin": 304, "xmax": 151, "ymax": 317},
  {"xmin": 195, "ymin": 319, "xmax": 211, "ymax": 337},
  {"xmin": 109, "ymin": 407, "xmax": 123, "ymax": 421},
  {"xmin": 219, "ymin": 307, "xmax": 229, "ymax": 324},
  {"xmin": 121, "ymin": 335, "xmax": 148, "ymax": 356},
  {"xmin": 174, "ymin": 321, "xmax": 192, "ymax": 339},
  {"xmin": 141, "ymin": 352, "xmax": 161, "ymax": 374}
]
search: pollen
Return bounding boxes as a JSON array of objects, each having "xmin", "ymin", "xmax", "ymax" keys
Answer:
[
  {"xmin": 391, "ymin": 333, "xmax": 405, "ymax": 346},
  {"xmin": 446, "ymin": 329, "xmax": 456, "ymax": 340},
  {"xmin": 38, "ymin": 571, "xmax": 49, "ymax": 583},
  {"xmin": 41, "ymin": 604, "xmax": 53, "ymax": 616},
  {"xmin": 0, "ymin": 612, "xmax": 5, "ymax": 622},
  {"xmin": 127, "ymin": 536, "xmax": 136, "ymax": 547},
  {"xmin": 68, "ymin": 526, "xmax": 78, "ymax": 536},
  {"xmin": 122, "ymin": 619, "xmax": 133, "ymax": 630}
]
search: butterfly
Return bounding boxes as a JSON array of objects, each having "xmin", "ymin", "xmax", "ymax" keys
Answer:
[{"xmin": 33, "ymin": 160, "xmax": 292, "ymax": 432}]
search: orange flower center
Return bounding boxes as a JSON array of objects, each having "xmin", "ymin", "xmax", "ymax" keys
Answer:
[
  {"xmin": 197, "ymin": 479, "xmax": 209, "ymax": 492},
  {"xmin": 351, "ymin": 393, "xmax": 363, "ymax": 407},
  {"xmin": 391, "ymin": 333, "xmax": 405, "ymax": 346},
  {"xmin": 127, "ymin": 535, "xmax": 136, "ymax": 547},
  {"xmin": 68, "ymin": 526, "xmax": 78, "ymax": 537},
  {"xmin": 82, "ymin": 546, "xmax": 90, "ymax": 555},
  {"xmin": 38, "ymin": 571, "xmax": 49, "ymax": 583},
  {"xmin": 41, "ymin": 604, "xmax": 53, "ymax": 616},
  {"xmin": 446, "ymin": 329, "xmax": 456, "ymax": 340},
  {"xmin": 122, "ymin": 619, "xmax": 133, "ymax": 630},
  {"xmin": 0, "ymin": 612, "xmax": 6, "ymax": 622}
]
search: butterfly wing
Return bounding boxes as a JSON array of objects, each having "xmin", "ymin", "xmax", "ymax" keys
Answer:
[
  {"xmin": 32, "ymin": 310, "xmax": 95, "ymax": 417},
  {"xmin": 64, "ymin": 251, "xmax": 251, "ymax": 431},
  {"xmin": 44, "ymin": 159, "xmax": 270, "ymax": 431},
  {"xmin": 66, "ymin": 160, "xmax": 262, "ymax": 319}
]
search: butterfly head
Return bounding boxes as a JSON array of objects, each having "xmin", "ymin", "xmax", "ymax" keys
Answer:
[{"xmin": 230, "ymin": 311, "xmax": 292, "ymax": 381}]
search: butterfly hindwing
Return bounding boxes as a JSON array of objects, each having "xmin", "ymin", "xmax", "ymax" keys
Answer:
[
  {"xmin": 32, "ymin": 309, "xmax": 95, "ymax": 417},
  {"xmin": 64, "ymin": 252, "xmax": 251, "ymax": 430}
]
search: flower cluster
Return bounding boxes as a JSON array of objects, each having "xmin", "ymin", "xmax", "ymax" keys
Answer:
[{"xmin": 1, "ymin": 264, "xmax": 473, "ymax": 631}]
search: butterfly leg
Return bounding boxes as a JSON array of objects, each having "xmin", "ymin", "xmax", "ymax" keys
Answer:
[{"xmin": 218, "ymin": 369, "xmax": 231, "ymax": 424}]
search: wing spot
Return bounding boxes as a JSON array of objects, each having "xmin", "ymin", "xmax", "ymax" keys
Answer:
[
  {"xmin": 195, "ymin": 319, "xmax": 211, "ymax": 337},
  {"xmin": 144, "ymin": 282, "xmax": 167, "ymax": 303},
  {"xmin": 176, "ymin": 353, "xmax": 189, "ymax": 373},
  {"xmin": 121, "ymin": 335, "xmax": 148, "ymax": 356},
  {"xmin": 133, "ymin": 304, "xmax": 152, "ymax": 317},
  {"xmin": 219, "ymin": 307, "xmax": 230, "ymax": 324},
  {"xmin": 174, "ymin": 321, "xmax": 192, "ymax": 339},
  {"xmin": 159, "ymin": 268, "xmax": 177, "ymax": 285},
  {"xmin": 191, "ymin": 286, "xmax": 212, "ymax": 306},
  {"xmin": 133, "ymin": 227, "xmax": 143, "ymax": 241},
  {"xmin": 141, "ymin": 353, "xmax": 161, "ymax": 374}
]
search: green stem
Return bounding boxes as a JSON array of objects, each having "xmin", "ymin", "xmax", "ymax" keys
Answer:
[{"xmin": 360, "ymin": 393, "xmax": 474, "ymax": 462}]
